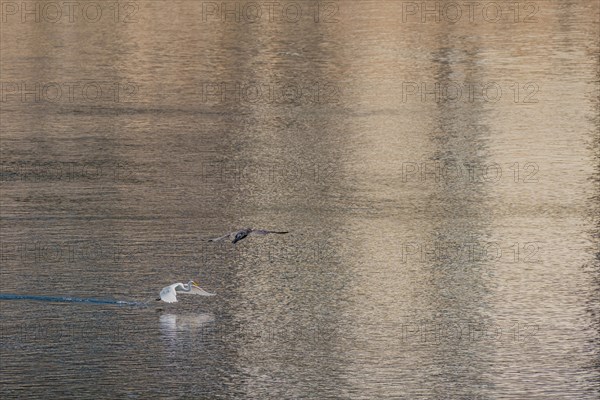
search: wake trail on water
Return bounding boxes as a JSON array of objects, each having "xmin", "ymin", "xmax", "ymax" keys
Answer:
[{"xmin": 0, "ymin": 293, "xmax": 149, "ymax": 307}]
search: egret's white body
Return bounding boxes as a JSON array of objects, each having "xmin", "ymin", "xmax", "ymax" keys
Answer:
[
  {"xmin": 208, "ymin": 228, "xmax": 288, "ymax": 244},
  {"xmin": 158, "ymin": 281, "xmax": 215, "ymax": 303}
]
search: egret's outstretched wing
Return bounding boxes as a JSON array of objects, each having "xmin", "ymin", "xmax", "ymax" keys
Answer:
[
  {"xmin": 251, "ymin": 230, "xmax": 289, "ymax": 236},
  {"xmin": 208, "ymin": 233, "xmax": 231, "ymax": 242},
  {"xmin": 191, "ymin": 285, "xmax": 216, "ymax": 296},
  {"xmin": 159, "ymin": 284, "xmax": 179, "ymax": 303}
]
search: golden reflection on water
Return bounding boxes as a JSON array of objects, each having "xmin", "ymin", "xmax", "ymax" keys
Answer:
[{"xmin": 1, "ymin": 1, "xmax": 598, "ymax": 398}]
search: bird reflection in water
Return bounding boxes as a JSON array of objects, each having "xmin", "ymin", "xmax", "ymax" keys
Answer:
[{"xmin": 159, "ymin": 313, "xmax": 216, "ymax": 340}]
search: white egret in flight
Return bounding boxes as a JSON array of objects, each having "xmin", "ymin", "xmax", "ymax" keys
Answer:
[
  {"xmin": 208, "ymin": 228, "xmax": 289, "ymax": 244},
  {"xmin": 157, "ymin": 281, "xmax": 215, "ymax": 303}
]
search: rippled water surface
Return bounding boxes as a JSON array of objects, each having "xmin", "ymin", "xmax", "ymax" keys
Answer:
[{"xmin": 1, "ymin": 1, "xmax": 599, "ymax": 398}]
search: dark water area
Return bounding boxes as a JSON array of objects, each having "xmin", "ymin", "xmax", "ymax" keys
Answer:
[{"xmin": 1, "ymin": 1, "xmax": 599, "ymax": 398}]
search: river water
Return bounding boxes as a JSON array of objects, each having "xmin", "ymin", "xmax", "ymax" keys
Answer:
[{"xmin": 1, "ymin": 1, "xmax": 599, "ymax": 398}]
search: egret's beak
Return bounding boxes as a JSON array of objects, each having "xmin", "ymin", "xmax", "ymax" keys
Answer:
[{"xmin": 192, "ymin": 281, "xmax": 200, "ymax": 287}]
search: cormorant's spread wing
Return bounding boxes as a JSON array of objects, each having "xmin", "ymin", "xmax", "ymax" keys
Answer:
[
  {"xmin": 208, "ymin": 233, "xmax": 232, "ymax": 242},
  {"xmin": 251, "ymin": 230, "xmax": 289, "ymax": 236}
]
